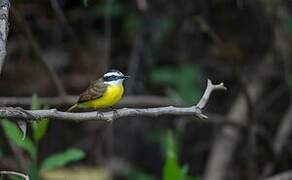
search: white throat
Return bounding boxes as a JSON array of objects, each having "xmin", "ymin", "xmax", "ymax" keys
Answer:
[{"xmin": 104, "ymin": 79, "xmax": 124, "ymax": 85}]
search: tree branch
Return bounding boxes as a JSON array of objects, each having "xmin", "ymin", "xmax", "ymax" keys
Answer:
[
  {"xmin": 0, "ymin": 79, "xmax": 226, "ymax": 122},
  {"xmin": 0, "ymin": 171, "xmax": 29, "ymax": 180},
  {"xmin": 0, "ymin": 0, "xmax": 9, "ymax": 74}
]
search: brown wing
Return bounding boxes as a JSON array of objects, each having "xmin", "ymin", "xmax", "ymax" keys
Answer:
[{"xmin": 77, "ymin": 78, "xmax": 108, "ymax": 103}]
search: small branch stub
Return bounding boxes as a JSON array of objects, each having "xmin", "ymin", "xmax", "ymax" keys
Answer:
[
  {"xmin": 0, "ymin": 79, "xmax": 226, "ymax": 122},
  {"xmin": 197, "ymin": 79, "xmax": 227, "ymax": 109}
]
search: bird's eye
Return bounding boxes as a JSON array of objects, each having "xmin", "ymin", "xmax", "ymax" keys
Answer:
[{"xmin": 104, "ymin": 75, "xmax": 117, "ymax": 81}]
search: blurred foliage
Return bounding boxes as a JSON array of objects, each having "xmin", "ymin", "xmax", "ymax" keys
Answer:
[
  {"xmin": 2, "ymin": 0, "xmax": 290, "ymax": 179},
  {"xmin": 31, "ymin": 94, "xmax": 50, "ymax": 144},
  {"xmin": 40, "ymin": 148, "xmax": 85, "ymax": 172},
  {"xmin": 1, "ymin": 95, "xmax": 85, "ymax": 180},
  {"xmin": 32, "ymin": 119, "xmax": 49, "ymax": 144},
  {"xmin": 162, "ymin": 131, "xmax": 197, "ymax": 180},
  {"xmin": 119, "ymin": 130, "xmax": 197, "ymax": 180},
  {"xmin": 30, "ymin": 94, "xmax": 41, "ymax": 111},
  {"xmin": 150, "ymin": 65, "xmax": 202, "ymax": 103},
  {"xmin": 2, "ymin": 120, "xmax": 37, "ymax": 159}
]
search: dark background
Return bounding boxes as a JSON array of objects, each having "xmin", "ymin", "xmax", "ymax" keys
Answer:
[{"xmin": 1, "ymin": 0, "xmax": 292, "ymax": 180}]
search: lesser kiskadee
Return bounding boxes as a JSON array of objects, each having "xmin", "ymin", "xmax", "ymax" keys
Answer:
[{"xmin": 67, "ymin": 70, "xmax": 129, "ymax": 112}]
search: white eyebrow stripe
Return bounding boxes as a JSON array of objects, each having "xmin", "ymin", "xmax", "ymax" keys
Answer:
[{"xmin": 104, "ymin": 72, "xmax": 123, "ymax": 77}]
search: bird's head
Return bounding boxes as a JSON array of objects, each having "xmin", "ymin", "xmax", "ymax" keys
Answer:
[{"xmin": 103, "ymin": 69, "xmax": 130, "ymax": 85}]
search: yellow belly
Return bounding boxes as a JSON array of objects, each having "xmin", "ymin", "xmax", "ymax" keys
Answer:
[{"xmin": 78, "ymin": 84, "xmax": 124, "ymax": 109}]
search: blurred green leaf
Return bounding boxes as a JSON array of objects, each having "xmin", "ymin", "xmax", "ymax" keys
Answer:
[
  {"xmin": 150, "ymin": 65, "xmax": 202, "ymax": 103},
  {"xmin": 162, "ymin": 131, "xmax": 198, "ymax": 180},
  {"xmin": 28, "ymin": 163, "xmax": 39, "ymax": 180},
  {"xmin": 163, "ymin": 156, "xmax": 181, "ymax": 180},
  {"xmin": 163, "ymin": 131, "xmax": 180, "ymax": 180},
  {"xmin": 31, "ymin": 93, "xmax": 50, "ymax": 143},
  {"xmin": 40, "ymin": 148, "xmax": 85, "ymax": 171},
  {"xmin": 32, "ymin": 119, "xmax": 49, "ymax": 143},
  {"xmin": 31, "ymin": 94, "xmax": 41, "ymax": 110},
  {"xmin": 1, "ymin": 119, "xmax": 36, "ymax": 159}
]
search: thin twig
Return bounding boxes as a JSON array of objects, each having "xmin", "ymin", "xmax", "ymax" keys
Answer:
[
  {"xmin": 0, "ymin": 80, "xmax": 226, "ymax": 122},
  {"xmin": 0, "ymin": 171, "xmax": 29, "ymax": 180},
  {"xmin": 0, "ymin": 0, "xmax": 10, "ymax": 74}
]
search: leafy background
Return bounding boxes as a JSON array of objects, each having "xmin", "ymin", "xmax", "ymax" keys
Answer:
[{"xmin": 0, "ymin": 0, "xmax": 292, "ymax": 180}]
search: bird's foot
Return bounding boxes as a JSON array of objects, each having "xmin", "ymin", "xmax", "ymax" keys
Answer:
[
  {"xmin": 95, "ymin": 110, "xmax": 105, "ymax": 121},
  {"xmin": 110, "ymin": 107, "xmax": 118, "ymax": 121}
]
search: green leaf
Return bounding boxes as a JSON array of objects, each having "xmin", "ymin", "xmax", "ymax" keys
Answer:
[
  {"xmin": 1, "ymin": 120, "xmax": 36, "ymax": 159},
  {"xmin": 40, "ymin": 148, "xmax": 85, "ymax": 171},
  {"xmin": 28, "ymin": 163, "xmax": 39, "ymax": 180},
  {"xmin": 31, "ymin": 94, "xmax": 41, "ymax": 110},
  {"xmin": 163, "ymin": 155, "xmax": 181, "ymax": 180},
  {"xmin": 31, "ymin": 94, "xmax": 50, "ymax": 143},
  {"xmin": 32, "ymin": 119, "xmax": 49, "ymax": 143},
  {"xmin": 163, "ymin": 131, "xmax": 180, "ymax": 180}
]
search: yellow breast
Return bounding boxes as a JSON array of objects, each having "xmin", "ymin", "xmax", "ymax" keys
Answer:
[{"xmin": 78, "ymin": 84, "xmax": 124, "ymax": 109}]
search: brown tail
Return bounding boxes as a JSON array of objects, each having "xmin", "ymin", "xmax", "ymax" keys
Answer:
[{"xmin": 66, "ymin": 104, "xmax": 78, "ymax": 112}]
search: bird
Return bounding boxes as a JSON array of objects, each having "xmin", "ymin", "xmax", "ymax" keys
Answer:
[{"xmin": 67, "ymin": 69, "xmax": 129, "ymax": 112}]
